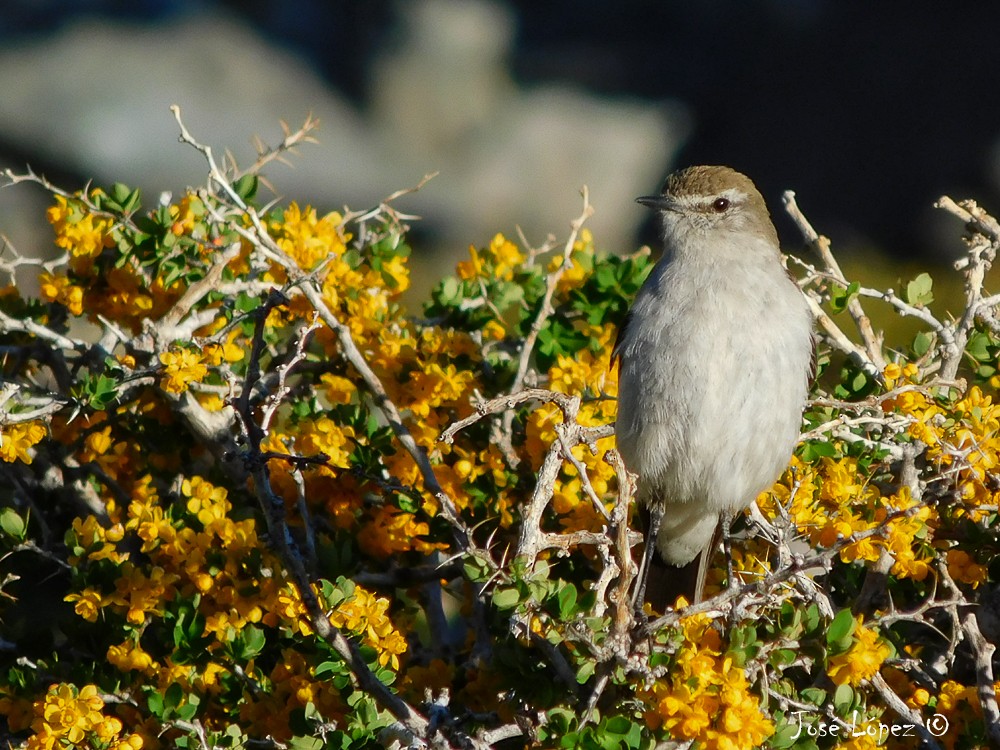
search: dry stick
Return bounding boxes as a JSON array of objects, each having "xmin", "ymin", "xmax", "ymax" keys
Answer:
[
  {"xmin": 642, "ymin": 502, "xmax": 933, "ymax": 635},
  {"xmin": 231, "ymin": 292, "xmax": 455, "ymax": 749},
  {"xmin": 935, "ymin": 195, "xmax": 1000, "ymax": 381},
  {"xmin": 783, "ymin": 190, "xmax": 886, "ymax": 374},
  {"xmin": 960, "ymin": 611, "xmax": 1000, "ymax": 746},
  {"xmin": 160, "ymin": 242, "xmax": 243, "ymax": 330},
  {"xmin": 510, "ymin": 189, "xmax": 594, "ymax": 392},
  {"xmin": 497, "ymin": 190, "xmax": 595, "ymax": 463},
  {"xmin": 867, "ymin": 673, "xmax": 944, "ymax": 750},
  {"xmin": 236, "ymin": 113, "xmax": 321, "ymax": 181},
  {"xmin": 440, "ymin": 387, "xmax": 585, "ymax": 443}
]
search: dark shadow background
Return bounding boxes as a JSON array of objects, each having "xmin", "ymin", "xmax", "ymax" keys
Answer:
[{"xmin": 3, "ymin": 0, "xmax": 1000, "ymax": 265}]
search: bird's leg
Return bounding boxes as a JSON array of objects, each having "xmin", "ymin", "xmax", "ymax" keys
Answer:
[
  {"xmin": 632, "ymin": 504, "xmax": 663, "ymax": 609},
  {"xmin": 721, "ymin": 512, "xmax": 735, "ymax": 588}
]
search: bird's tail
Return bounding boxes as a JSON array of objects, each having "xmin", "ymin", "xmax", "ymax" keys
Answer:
[
  {"xmin": 636, "ymin": 504, "xmax": 718, "ymax": 612},
  {"xmin": 643, "ymin": 545, "xmax": 711, "ymax": 612}
]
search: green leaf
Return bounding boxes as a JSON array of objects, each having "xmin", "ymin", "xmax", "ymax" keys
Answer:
[
  {"xmin": 803, "ymin": 604, "xmax": 821, "ymax": 634},
  {"xmin": 832, "ymin": 683, "xmax": 855, "ymax": 714},
  {"xmin": 912, "ymin": 330, "xmax": 933, "ymax": 357},
  {"xmin": 315, "ymin": 660, "xmax": 348, "ymax": 681},
  {"xmin": 107, "ymin": 182, "xmax": 142, "ymax": 213},
  {"xmin": 0, "ymin": 508, "xmax": 27, "ymax": 540},
  {"xmin": 778, "ymin": 599, "xmax": 801, "ymax": 633},
  {"xmin": 395, "ymin": 492, "xmax": 419, "ymax": 514},
  {"xmin": 147, "ymin": 690, "xmax": 164, "ymax": 718},
  {"xmin": 826, "ymin": 609, "xmax": 856, "ymax": 654},
  {"xmin": 829, "ymin": 280, "xmax": 860, "ymax": 314},
  {"xmin": 799, "ymin": 440, "xmax": 838, "ymax": 462},
  {"xmin": 557, "ymin": 583, "xmax": 578, "ymax": 619},
  {"xmin": 75, "ymin": 373, "xmax": 119, "ymax": 411},
  {"xmin": 769, "ymin": 648, "xmax": 797, "ymax": 667},
  {"xmin": 164, "ymin": 681, "xmax": 184, "ymax": 712},
  {"xmin": 492, "ymin": 587, "xmax": 521, "ymax": 610},
  {"xmin": 463, "ymin": 552, "xmax": 492, "ymax": 582},
  {"xmin": 237, "ymin": 624, "xmax": 266, "ymax": 660},
  {"xmin": 905, "ymin": 272, "xmax": 934, "ymax": 306},
  {"xmin": 233, "ymin": 174, "xmax": 259, "ymax": 202},
  {"xmin": 967, "ymin": 331, "xmax": 993, "ymax": 362},
  {"xmin": 800, "ymin": 687, "xmax": 827, "ymax": 706},
  {"xmin": 769, "ymin": 720, "xmax": 801, "ymax": 749}
]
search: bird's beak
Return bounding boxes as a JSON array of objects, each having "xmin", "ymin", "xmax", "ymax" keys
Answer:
[{"xmin": 636, "ymin": 194, "xmax": 673, "ymax": 210}]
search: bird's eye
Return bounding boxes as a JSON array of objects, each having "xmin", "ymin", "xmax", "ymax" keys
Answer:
[{"xmin": 712, "ymin": 197, "xmax": 730, "ymax": 212}]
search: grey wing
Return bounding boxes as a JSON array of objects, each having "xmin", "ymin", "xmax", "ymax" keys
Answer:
[{"xmin": 611, "ymin": 309, "xmax": 634, "ymax": 365}]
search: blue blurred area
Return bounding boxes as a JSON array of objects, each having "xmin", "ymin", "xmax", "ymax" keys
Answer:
[
  {"xmin": 0, "ymin": 0, "xmax": 391, "ymax": 102},
  {"xmin": 2, "ymin": 0, "xmax": 1000, "ymax": 260}
]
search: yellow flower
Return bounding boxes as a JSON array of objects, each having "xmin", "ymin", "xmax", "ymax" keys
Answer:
[
  {"xmin": 272, "ymin": 202, "xmax": 349, "ymax": 271},
  {"xmin": 46, "ymin": 195, "xmax": 115, "ymax": 274},
  {"xmin": 380, "ymin": 254, "xmax": 411, "ymax": 293},
  {"xmin": 946, "ymin": 549, "xmax": 988, "ymax": 588},
  {"xmin": 38, "ymin": 272, "xmax": 84, "ymax": 315},
  {"xmin": 26, "ymin": 683, "xmax": 140, "ymax": 750},
  {"xmin": 457, "ymin": 233, "xmax": 525, "ymax": 281},
  {"xmin": 357, "ymin": 505, "xmax": 446, "ymax": 559},
  {"xmin": 170, "ymin": 192, "xmax": 204, "ymax": 236},
  {"xmin": 827, "ymin": 617, "xmax": 890, "ymax": 686},
  {"xmin": 297, "ymin": 417, "xmax": 354, "ymax": 468},
  {"xmin": 327, "ymin": 583, "xmax": 409, "ymax": 670},
  {"xmin": 65, "ymin": 588, "xmax": 105, "ymax": 622},
  {"xmin": 0, "ymin": 421, "xmax": 46, "ymax": 463},
  {"xmin": 485, "ymin": 233, "xmax": 525, "ymax": 279},
  {"xmin": 321, "ymin": 374, "xmax": 357, "ymax": 405},
  {"xmin": 159, "ymin": 348, "xmax": 208, "ymax": 394},
  {"xmin": 182, "ymin": 476, "xmax": 231, "ymax": 526},
  {"xmin": 456, "ymin": 245, "xmax": 484, "ymax": 280},
  {"xmin": 107, "ymin": 641, "xmax": 156, "ymax": 673},
  {"xmin": 642, "ymin": 614, "xmax": 773, "ymax": 748}
]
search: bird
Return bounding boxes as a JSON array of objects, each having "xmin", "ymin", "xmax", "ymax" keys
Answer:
[{"xmin": 613, "ymin": 165, "xmax": 814, "ymax": 611}]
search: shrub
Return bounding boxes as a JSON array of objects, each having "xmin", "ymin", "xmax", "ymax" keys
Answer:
[{"xmin": 0, "ymin": 110, "xmax": 998, "ymax": 749}]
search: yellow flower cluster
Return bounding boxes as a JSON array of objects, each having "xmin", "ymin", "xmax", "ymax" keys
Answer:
[
  {"xmin": 905, "ymin": 678, "xmax": 1000, "ymax": 750},
  {"xmin": 642, "ymin": 612, "xmax": 774, "ymax": 748},
  {"xmin": 159, "ymin": 348, "xmax": 209, "ymax": 394},
  {"xmin": 46, "ymin": 194, "xmax": 115, "ymax": 274},
  {"xmin": 44, "ymin": 192, "xmax": 182, "ymax": 328},
  {"xmin": 0, "ymin": 420, "xmax": 46, "ymax": 463},
  {"xmin": 271, "ymin": 202, "xmax": 349, "ymax": 273},
  {"xmin": 548, "ymin": 228, "xmax": 593, "ymax": 293},
  {"xmin": 528, "ymin": 322, "xmax": 618, "ymax": 533},
  {"xmin": 268, "ymin": 201, "xmax": 409, "ymax": 348},
  {"xmin": 59, "ymin": 472, "xmax": 416, "ymax": 739},
  {"xmin": 357, "ymin": 504, "xmax": 447, "ymax": 559},
  {"xmin": 827, "ymin": 616, "xmax": 891, "ymax": 686},
  {"xmin": 38, "ymin": 271, "xmax": 84, "ymax": 315},
  {"xmin": 328, "ymin": 584, "xmax": 409, "ymax": 669},
  {"xmin": 762, "ymin": 453, "xmax": 934, "ymax": 581},
  {"xmin": 67, "ymin": 476, "xmax": 277, "ymax": 636},
  {"xmin": 760, "ymin": 364, "xmax": 999, "ymax": 590},
  {"xmin": 275, "ymin": 580, "xmax": 408, "ymax": 670},
  {"xmin": 457, "ymin": 232, "xmax": 526, "ymax": 281},
  {"xmin": 25, "ymin": 683, "xmax": 142, "ymax": 750}
]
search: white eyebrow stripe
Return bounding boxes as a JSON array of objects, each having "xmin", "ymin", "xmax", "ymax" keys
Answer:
[
  {"xmin": 681, "ymin": 187, "xmax": 749, "ymax": 208},
  {"xmin": 707, "ymin": 187, "xmax": 747, "ymax": 203}
]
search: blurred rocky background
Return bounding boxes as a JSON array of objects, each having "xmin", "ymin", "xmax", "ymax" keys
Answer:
[{"xmin": 2, "ymin": 0, "xmax": 1000, "ymax": 298}]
